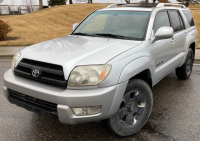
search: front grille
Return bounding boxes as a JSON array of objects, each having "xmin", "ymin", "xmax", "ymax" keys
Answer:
[
  {"xmin": 8, "ymin": 89, "xmax": 58, "ymax": 116},
  {"xmin": 14, "ymin": 58, "xmax": 67, "ymax": 88}
]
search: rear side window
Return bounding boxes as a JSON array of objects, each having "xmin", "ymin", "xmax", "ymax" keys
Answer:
[
  {"xmin": 153, "ymin": 11, "xmax": 171, "ymax": 33},
  {"xmin": 169, "ymin": 10, "xmax": 184, "ymax": 32},
  {"xmin": 178, "ymin": 13, "xmax": 185, "ymax": 30},
  {"xmin": 182, "ymin": 10, "xmax": 195, "ymax": 26}
]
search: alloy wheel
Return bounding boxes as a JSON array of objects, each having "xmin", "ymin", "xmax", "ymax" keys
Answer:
[{"xmin": 119, "ymin": 90, "xmax": 146, "ymax": 125}]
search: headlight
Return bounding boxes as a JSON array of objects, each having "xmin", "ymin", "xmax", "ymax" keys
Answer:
[
  {"xmin": 12, "ymin": 52, "xmax": 21, "ymax": 72},
  {"xmin": 68, "ymin": 65, "xmax": 111, "ymax": 86}
]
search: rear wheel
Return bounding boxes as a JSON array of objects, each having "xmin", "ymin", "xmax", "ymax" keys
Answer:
[
  {"xmin": 105, "ymin": 79, "xmax": 153, "ymax": 136},
  {"xmin": 175, "ymin": 48, "xmax": 194, "ymax": 80}
]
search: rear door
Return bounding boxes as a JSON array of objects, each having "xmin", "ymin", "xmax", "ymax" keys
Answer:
[{"xmin": 168, "ymin": 10, "xmax": 186, "ymax": 62}]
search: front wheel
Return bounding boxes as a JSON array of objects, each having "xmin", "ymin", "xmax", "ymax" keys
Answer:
[{"xmin": 105, "ymin": 79, "xmax": 153, "ymax": 136}]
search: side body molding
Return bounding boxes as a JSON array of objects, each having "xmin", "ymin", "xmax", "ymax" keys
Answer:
[{"xmin": 119, "ymin": 57, "xmax": 153, "ymax": 84}]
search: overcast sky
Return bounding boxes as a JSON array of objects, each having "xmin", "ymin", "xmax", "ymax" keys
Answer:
[{"xmin": 0, "ymin": 0, "xmax": 175, "ymax": 6}]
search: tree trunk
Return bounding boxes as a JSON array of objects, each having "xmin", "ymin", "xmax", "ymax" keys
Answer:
[
  {"xmin": 125, "ymin": 0, "xmax": 130, "ymax": 3},
  {"xmin": 185, "ymin": 0, "xmax": 190, "ymax": 7},
  {"xmin": 63, "ymin": 0, "xmax": 66, "ymax": 4},
  {"xmin": 153, "ymin": 0, "xmax": 156, "ymax": 3},
  {"xmin": 39, "ymin": 0, "xmax": 43, "ymax": 10},
  {"xmin": 69, "ymin": 0, "xmax": 73, "ymax": 4}
]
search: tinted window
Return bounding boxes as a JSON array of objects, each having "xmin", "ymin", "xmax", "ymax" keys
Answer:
[
  {"xmin": 182, "ymin": 10, "xmax": 195, "ymax": 26},
  {"xmin": 178, "ymin": 14, "xmax": 185, "ymax": 30},
  {"xmin": 153, "ymin": 11, "xmax": 170, "ymax": 33},
  {"xmin": 169, "ymin": 11, "xmax": 183, "ymax": 32}
]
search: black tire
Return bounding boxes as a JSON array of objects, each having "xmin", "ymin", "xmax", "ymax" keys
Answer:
[
  {"xmin": 104, "ymin": 79, "xmax": 153, "ymax": 136},
  {"xmin": 175, "ymin": 48, "xmax": 194, "ymax": 80}
]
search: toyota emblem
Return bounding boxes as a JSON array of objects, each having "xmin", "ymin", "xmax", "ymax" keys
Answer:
[{"xmin": 32, "ymin": 69, "xmax": 40, "ymax": 78}]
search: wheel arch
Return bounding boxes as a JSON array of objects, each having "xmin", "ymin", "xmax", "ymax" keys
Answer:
[
  {"xmin": 118, "ymin": 57, "xmax": 154, "ymax": 88},
  {"xmin": 129, "ymin": 69, "xmax": 152, "ymax": 89},
  {"xmin": 106, "ymin": 57, "xmax": 154, "ymax": 119},
  {"xmin": 180, "ymin": 34, "xmax": 196, "ymax": 66},
  {"xmin": 189, "ymin": 42, "xmax": 195, "ymax": 56}
]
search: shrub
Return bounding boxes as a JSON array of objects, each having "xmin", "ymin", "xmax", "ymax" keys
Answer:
[{"xmin": 0, "ymin": 20, "xmax": 12, "ymax": 41}]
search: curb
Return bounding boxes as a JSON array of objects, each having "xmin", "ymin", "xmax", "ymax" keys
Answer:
[
  {"xmin": 194, "ymin": 59, "xmax": 200, "ymax": 64},
  {"xmin": 0, "ymin": 55, "xmax": 13, "ymax": 61},
  {"xmin": 0, "ymin": 55, "xmax": 13, "ymax": 59}
]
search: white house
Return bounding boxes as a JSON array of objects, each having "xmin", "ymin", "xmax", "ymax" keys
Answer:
[{"xmin": 0, "ymin": 5, "xmax": 10, "ymax": 15}]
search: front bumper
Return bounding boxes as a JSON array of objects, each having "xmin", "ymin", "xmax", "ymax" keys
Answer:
[{"xmin": 3, "ymin": 69, "xmax": 128, "ymax": 125}]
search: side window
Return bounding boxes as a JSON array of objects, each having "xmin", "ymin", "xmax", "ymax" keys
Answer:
[
  {"xmin": 182, "ymin": 10, "xmax": 195, "ymax": 26},
  {"xmin": 153, "ymin": 11, "xmax": 170, "ymax": 33},
  {"xmin": 178, "ymin": 13, "xmax": 185, "ymax": 30},
  {"xmin": 169, "ymin": 10, "xmax": 183, "ymax": 32}
]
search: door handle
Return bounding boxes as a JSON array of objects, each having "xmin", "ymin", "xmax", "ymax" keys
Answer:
[
  {"xmin": 171, "ymin": 37, "xmax": 176, "ymax": 42},
  {"xmin": 184, "ymin": 32, "xmax": 187, "ymax": 36}
]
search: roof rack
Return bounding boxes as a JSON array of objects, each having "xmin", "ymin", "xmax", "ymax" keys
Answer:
[
  {"xmin": 107, "ymin": 3, "xmax": 158, "ymax": 8},
  {"xmin": 107, "ymin": 3, "xmax": 186, "ymax": 8},
  {"xmin": 156, "ymin": 3, "xmax": 186, "ymax": 8}
]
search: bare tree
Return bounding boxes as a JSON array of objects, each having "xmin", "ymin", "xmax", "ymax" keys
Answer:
[
  {"xmin": 10, "ymin": 0, "xmax": 15, "ymax": 5},
  {"xmin": 64, "ymin": 0, "xmax": 67, "ymax": 4},
  {"xmin": 22, "ymin": 0, "xmax": 36, "ymax": 13},
  {"xmin": 0, "ymin": 0, "xmax": 3, "ymax": 3},
  {"xmin": 125, "ymin": 0, "xmax": 130, "ymax": 3},
  {"xmin": 69, "ymin": 0, "xmax": 73, "ymax": 4},
  {"xmin": 39, "ymin": 0, "xmax": 43, "ymax": 9}
]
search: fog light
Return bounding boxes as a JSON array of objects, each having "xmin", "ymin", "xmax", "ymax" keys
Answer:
[
  {"xmin": 72, "ymin": 108, "xmax": 87, "ymax": 116},
  {"xmin": 87, "ymin": 106, "xmax": 101, "ymax": 115},
  {"xmin": 72, "ymin": 106, "xmax": 102, "ymax": 116}
]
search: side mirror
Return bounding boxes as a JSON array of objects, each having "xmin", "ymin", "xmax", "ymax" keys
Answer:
[
  {"xmin": 72, "ymin": 23, "xmax": 79, "ymax": 31},
  {"xmin": 151, "ymin": 27, "xmax": 174, "ymax": 43}
]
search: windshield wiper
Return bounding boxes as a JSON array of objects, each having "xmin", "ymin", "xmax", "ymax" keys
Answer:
[
  {"xmin": 93, "ymin": 33, "xmax": 126, "ymax": 39},
  {"xmin": 73, "ymin": 32, "xmax": 91, "ymax": 36}
]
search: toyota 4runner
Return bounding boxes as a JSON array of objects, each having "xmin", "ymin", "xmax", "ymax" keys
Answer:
[{"xmin": 3, "ymin": 3, "xmax": 198, "ymax": 136}]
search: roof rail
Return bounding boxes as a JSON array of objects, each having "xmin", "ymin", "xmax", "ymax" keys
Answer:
[
  {"xmin": 107, "ymin": 3, "xmax": 158, "ymax": 8},
  {"xmin": 107, "ymin": 3, "xmax": 186, "ymax": 9},
  {"xmin": 107, "ymin": 4, "xmax": 118, "ymax": 8},
  {"xmin": 156, "ymin": 3, "xmax": 186, "ymax": 8}
]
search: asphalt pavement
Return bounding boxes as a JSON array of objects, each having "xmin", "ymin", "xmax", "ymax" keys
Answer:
[{"xmin": 0, "ymin": 61, "xmax": 200, "ymax": 141}]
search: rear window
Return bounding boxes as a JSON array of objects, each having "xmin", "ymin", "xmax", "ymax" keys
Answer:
[{"xmin": 182, "ymin": 10, "xmax": 195, "ymax": 26}]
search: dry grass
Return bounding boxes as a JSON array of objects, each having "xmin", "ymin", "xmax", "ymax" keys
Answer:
[
  {"xmin": 189, "ymin": 5, "xmax": 200, "ymax": 48},
  {"xmin": 0, "ymin": 3, "xmax": 199, "ymax": 48},
  {"xmin": 0, "ymin": 15, "xmax": 18, "ymax": 20},
  {"xmin": 0, "ymin": 4, "xmax": 109, "ymax": 46}
]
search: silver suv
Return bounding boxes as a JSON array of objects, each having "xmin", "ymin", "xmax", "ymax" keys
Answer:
[{"xmin": 3, "ymin": 3, "xmax": 198, "ymax": 136}]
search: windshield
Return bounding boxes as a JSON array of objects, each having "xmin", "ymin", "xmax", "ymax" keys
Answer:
[{"xmin": 72, "ymin": 11, "xmax": 150, "ymax": 40}]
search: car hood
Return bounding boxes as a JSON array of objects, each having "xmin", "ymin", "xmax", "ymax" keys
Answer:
[{"xmin": 20, "ymin": 35, "xmax": 142, "ymax": 79}]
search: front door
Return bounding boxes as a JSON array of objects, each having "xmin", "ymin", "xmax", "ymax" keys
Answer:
[{"xmin": 152, "ymin": 10, "xmax": 178, "ymax": 83}]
